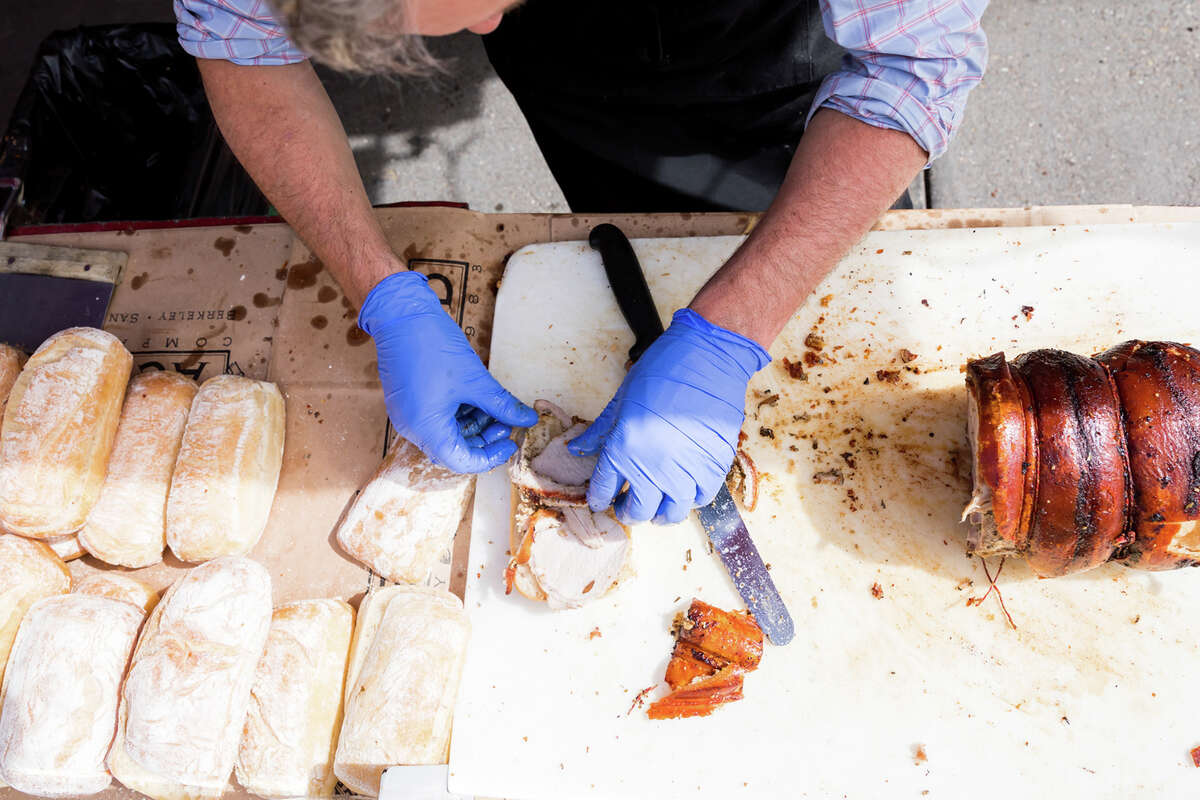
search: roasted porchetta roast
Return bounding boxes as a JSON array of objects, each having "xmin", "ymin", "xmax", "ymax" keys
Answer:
[
  {"xmin": 964, "ymin": 340, "xmax": 1200, "ymax": 576},
  {"xmin": 506, "ymin": 400, "xmax": 632, "ymax": 608}
]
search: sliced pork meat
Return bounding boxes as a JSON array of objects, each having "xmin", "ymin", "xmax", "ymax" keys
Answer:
[
  {"xmin": 510, "ymin": 399, "xmax": 595, "ymax": 505},
  {"xmin": 531, "ymin": 422, "xmax": 595, "ymax": 488},
  {"xmin": 522, "ymin": 507, "xmax": 628, "ymax": 609},
  {"xmin": 506, "ymin": 399, "xmax": 631, "ymax": 608},
  {"xmin": 963, "ymin": 353, "xmax": 1037, "ymax": 558}
]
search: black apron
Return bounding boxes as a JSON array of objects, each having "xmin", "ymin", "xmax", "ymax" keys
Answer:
[{"xmin": 483, "ymin": 0, "xmax": 850, "ymax": 213}]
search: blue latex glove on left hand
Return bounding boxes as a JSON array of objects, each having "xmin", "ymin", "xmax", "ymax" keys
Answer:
[
  {"xmin": 568, "ymin": 308, "xmax": 771, "ymax": 525},
  {"xmin": 359, "ymin": 271, "xmax": 537, "ymax": 473}
]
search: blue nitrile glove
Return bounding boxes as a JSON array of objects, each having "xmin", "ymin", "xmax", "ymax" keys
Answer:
[
  {"xmin": 359, "ymin": 271, "xmax": 537, "ymax": 473},
  {"xmin": 568, "ymin": 308, "xmax": 771, "ymax": 525}
]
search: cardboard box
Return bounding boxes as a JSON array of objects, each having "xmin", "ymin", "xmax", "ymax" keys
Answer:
[{"xmin": 4, "ymin": 203, "xmax": 1198, "ymax": 800}]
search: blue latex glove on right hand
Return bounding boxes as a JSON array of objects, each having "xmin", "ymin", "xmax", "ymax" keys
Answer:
[
  {"xmin": 359, "ymin": 271, "xmax": 537, "ymax": 473},
  {"xmin": 568, "ymin": 308, "xmax": 771, "ymax": 525}
]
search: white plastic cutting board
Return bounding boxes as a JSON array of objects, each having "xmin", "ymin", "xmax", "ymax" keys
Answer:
[{"xmin": 450, "ymin": 223, "xmax": 1200, "ymax": 799}]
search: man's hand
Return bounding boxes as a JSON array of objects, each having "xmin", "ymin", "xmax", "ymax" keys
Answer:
[
  {"xmin": 573, "ymin": 111, "xmax": 925, "ymax": 524},
  {"xmin": 567, "ymin": 309, "xmax": 770, "ymax": 524},
  {"xmin": 360, "ymin": 272, "xmax": 537, "ymax": 472}
]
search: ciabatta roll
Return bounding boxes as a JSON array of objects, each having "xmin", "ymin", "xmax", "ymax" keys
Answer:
[
  {"xmin": 0, "ymin": 534, "xmax": 71, "ymax": 686},
  {"xmin": 236, "ymin": 599, "xmax": 354, "ymax": 799},
  {"xmin": 107, "ymin": 556, "xmax": 272, "ymax": 800},
  {"xmin": 165, "ymin": 376, "xmax": 285, "ymax": 563},
  {"xmin": 0, "ymin": 344, "xmax": 25, "ymax": 423},
  {"xmin": 335, "ymin": 435, "xmax": 473, "ymax": 584},
  {"xmin": 0, "ymin": 594, "xmax": 144, "ymax": 797},
  {"xmin": 74, "ymin": 572, "xmax": 160, "ymax": 614},
  {"xmin": 0, "ymin": 327, "xmax": 132, "ymax": 538},
  {"xmin": 43, "ymin": 533, "xmax": 85, "ymax": 561},
  {"xmin": 334, "ymin": 587, "xmax": 469, "ymax": 797},
  {"xmin": 80, "ymin": 369, "xmax": 198, "ymax": 567}
]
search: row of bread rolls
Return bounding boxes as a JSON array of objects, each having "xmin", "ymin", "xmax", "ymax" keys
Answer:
[
  {"xmin": 6, "ymin": 328, "xmax": 467, "ymax": 584},
  {"xmin": 0, "ymin": 327, "xmax": 285, "ymax": 565},
  {"xmin": 0, "ymin": 547, "xmax": 470, "ymax": 799}
]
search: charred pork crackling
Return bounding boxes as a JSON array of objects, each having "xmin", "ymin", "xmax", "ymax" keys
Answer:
[{"xmin": 965, "ymin": 341, "xmax": 1200, "ymax": 575}]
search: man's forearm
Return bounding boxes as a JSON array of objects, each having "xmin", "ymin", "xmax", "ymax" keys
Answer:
[
  {"xmin": 689, "ymin": 109, "xmax": 928, "ymax": 348},
  {"xmin": 198, "ymin": 59, "xmax": 397, "ymax": 307}
]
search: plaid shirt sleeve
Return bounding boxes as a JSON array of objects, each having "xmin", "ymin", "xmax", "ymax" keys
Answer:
[
  {"xmin": 809, "ymin": 0, "xmax": 989, "ymax": 162},
  {"xmin": 174, "ymin": 0, "xmax": 307, "ymax": 65}
]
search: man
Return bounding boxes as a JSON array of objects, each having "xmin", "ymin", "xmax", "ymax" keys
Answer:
[{"xmin": 177, "ymin": 0, "xmax": 988, "ymax": 525}]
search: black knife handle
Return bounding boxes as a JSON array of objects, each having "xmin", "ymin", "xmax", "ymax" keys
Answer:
[{"xmin": 588, "ymin": 223, "xmax": 664, "ymax": 362}]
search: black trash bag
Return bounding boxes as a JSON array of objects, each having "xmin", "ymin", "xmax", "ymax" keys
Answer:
[{"xmin": 0, "ymin": 23, "xmax": 269, "ymax": 226}]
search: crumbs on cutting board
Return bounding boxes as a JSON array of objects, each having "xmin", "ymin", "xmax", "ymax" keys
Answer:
[{"xmin": 733, "ymin": 301, "xmax": 971, "ymax": 566}]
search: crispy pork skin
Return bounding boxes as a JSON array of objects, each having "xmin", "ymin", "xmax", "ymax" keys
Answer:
[
  {"xmin": 673, "ymin": 600, "xmax": 763, "ymax": 671},
  {"xmin": 647, "ymin": 666, "xmax": 745, "ymax": 720},
  {"xmin": 1097, "ymin": 341, "xmax": 1200, "ymax": 569},
  {"xmin": 650, "ymin": 599, "xmax": 764, "ymax": 720},
  {"xmin": 963, "ymin": 353, "xmax": 1037, "ymax": 557},
  {"xmin": 1010, "ymin": 350, "xmax": 1131, "ymax": 576}
]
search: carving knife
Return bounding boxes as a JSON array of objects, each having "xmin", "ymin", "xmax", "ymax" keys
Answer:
[{"xmin": 588, "ymin": 223, "xmax": 795, "ymax": 645}]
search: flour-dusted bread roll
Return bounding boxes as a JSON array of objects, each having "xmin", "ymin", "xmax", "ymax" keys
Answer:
[
  {"xmin": 74, "ymin": 573, "xmax": 160, "ymax": 614},
  {"xmin": 0, "ymin": 594, "xmax": 144, "ymax": 797},
  {"xmin": 236, "ymin": 599, "xmax": 354, "ymax": 799},
  {"xmin": 334, "ymin": 587, "xmax": 470, "ymax": 796},
  {"xmin": 107, "ymin": 556, "xmax": 272, "ymax": 800},
  {"xmin": 80, "ymin": 370, "xmax": 198, "ymax": 567},
  {"xmin": 0, "ymin": 327, "xmax": 132, "ymax": 538},
  {"xmin": 165, "ymin": 376, "xmax": 285, "ymax": 563},
  {"xmin": 0, "ymin": 534, "xmax": 71, "ymax": 686},
  {"xmin": 335, "ymin": 436, "xmax": 473, "ymax": 584},
  {"xmin": 0, "ymin": 344, "xmax": 25, "ymax": 423},
  {"xmin": 44, "ymin": 532, "xmax": 85, "ymax": 561}
]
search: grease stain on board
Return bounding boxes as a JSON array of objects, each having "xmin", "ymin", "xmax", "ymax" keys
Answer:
[
  {"xmin": 346, "ymin": 326, "xmax": 370, "ymax": 346},
  {"xmin": 317, "ymin": 286, "xmax": 338, "ymax": 303},
  {"xmin": 311, "ymin": 315, "xmax": 328, "ymax": 330},
  {"xmin": 229, "ymin": 305, "xmax": 248, "ymax": 321},
  {"xmin": 129, "ymin": 272, "xmax": 150, "ymax": 290},
  {"xmin": 253, "ymin": 292, "xmax": 281, "ymax": 308},
  {"xmin": 214, "ymin": 237, "xmax": 236, "ymax": 257},
  {"xmin": 233, "ymin": 225, "xmax": 253, "ymax": 234},
  {"xmin": 287, "ymin": 259, "xmax": 324, "ymax": 289}
]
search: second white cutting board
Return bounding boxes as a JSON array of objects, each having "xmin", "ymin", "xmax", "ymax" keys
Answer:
[{"xmin": 450, "ymin": 223, "xmax": 1200, "ymax": 799}]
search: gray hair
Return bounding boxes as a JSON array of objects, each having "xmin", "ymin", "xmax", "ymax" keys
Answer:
[{"xmin": 269, "ymin": 0, "xmax": 440, "ymax": 75}]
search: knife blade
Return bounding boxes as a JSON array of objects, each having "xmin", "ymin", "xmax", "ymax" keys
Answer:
[
  {"xmin": 696, "ymin": 485, "xmax": 795, "ymax": 645},
  {"xmin": 587, "ymin": 223, "xmax": 795, "ymax": 645}
]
